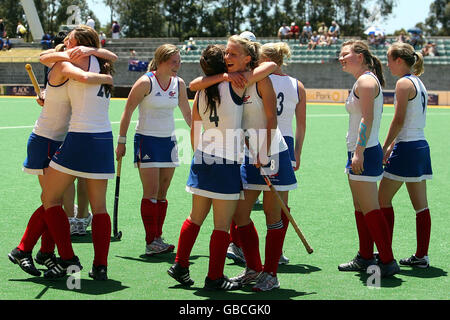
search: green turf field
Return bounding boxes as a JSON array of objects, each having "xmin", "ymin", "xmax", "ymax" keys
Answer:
[{"xmin": 0, "ymin": 97, "xmax": 448, "ymax": 301}]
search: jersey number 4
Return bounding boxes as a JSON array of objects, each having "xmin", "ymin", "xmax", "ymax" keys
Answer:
[{"xmin": 97, "ymin": 85, "xmax": 111, "ymax": 99}]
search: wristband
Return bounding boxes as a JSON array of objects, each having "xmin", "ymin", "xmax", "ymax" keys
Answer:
[{"xmin": 117, "ymin": 136, "xmax": 126, "ymax": 144}]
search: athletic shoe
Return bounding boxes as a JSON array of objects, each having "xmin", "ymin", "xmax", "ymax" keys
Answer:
[
  {"xmin": 204, "ymin": 276, "xmax": 242, "ymax": 291},
  {"xmin": 44, "ymin": 255, "xmax": 82, "ymax": 279},
  {"xmin": 279, "ymin": 253, "xmax": 290, "ymax": 265},
  {"xmin": 338, "ymin": 252, "xmax": 377, "ymax": 272},
  {"xmin": 167, "ymin": 263, "xmax": 194, "ymax": 286},
  {"xmin": 226, "ymin": 243, "xmax": 246, "ymax": 264},
  {"xmin": 75, "ymin": 219, "xmax": 87, "ymax": 236},
  {"xmin": 8, "ymin": 247, "xmax": 41, "ymax": 276},
  {"xmin": 35, "ymin": 251, "xmax": 57, "ymax": 270},
  {"xmin": 155, "ymin": 237, "xmax": 175, "ymax": 251},
  {"xmin": 145, "ymin": 238, "xmax": 174, "ymax": 256},
  {"xmin": 252, "ymin": 272, "xmax": 280, "ymax": 292},
  {"xmin": 89, "ymin": 264, "xmax": 108, "ymax": 281},
  {"xmin": 378, "ymin": 259, "xmax": 400, "ymax": 277},
  {"xmin": 230, "ymin": 267, "xmax": 262, "ymax": 285},
  {"xmin": 80, "ymin": 212, "xmax": 93, "ymax": 229},
  {"xmin": 399, "ymin": 255, "xmax": 429, "ymax": 268},
  {"xmin": 70, "ymin": 218, "xmax": 80, "ymax": 236}
]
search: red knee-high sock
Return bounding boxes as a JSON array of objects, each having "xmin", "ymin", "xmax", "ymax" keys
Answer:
[
  {"xmin": 175, "ymin": 219, "xmax": 200, "ymax": 268},
  {"xmin": 91, "ymin": 213, "xmax": 111, "ymax": 267},
  {"xmin": 415, "ymin": 208, "xmax": 431, "ymax": 258},
  {"xmin": 229, "ymin": 220, "xmax": 241, "ymax": 247},
  {"xmin": 156, "ymin": 199, "xmax": 168, "ymax": 238},
  {"xmin": 237, "ymin": 221, "xmax": 262, "ymax": 272},
  {"xmin": 364, "ymin": 209, "xmax": 394, "ymax": 264},
  {"xmin": 380, "ymin": 207, "xmax": 395, "ymax": 245},
  {"xmin": 39, "ymin": 229, "xmax": 56, "ymax": 254},
  {"xmin": 141, "ymin": 199, "xmax": 158, "ymax": 244},
  {"xmin": 18, "ymin": 205, "xmax": 46, "ymax": 252},
  {"xmin": 263, "ymin": 220, "xmax": 286, "ymax": 276},
  {"xmin": 43, "ymin": 205, "xmax": 74, "ymax": 260},
  {"xmin": 207, "ymin": 230, "xmax": 230, "ymax": 280},
  {"xmin": 354, "ymin": 210, "xmax": 374, "ymax": 260}
]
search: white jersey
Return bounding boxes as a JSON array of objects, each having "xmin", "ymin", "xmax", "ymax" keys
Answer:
[
  {"xmin": 242, "ymin": 83, "xmax": 288, "ymax": 156},
  {"xmin": 68, "ymin": 56, "xmax": 112, "ymax": 133},
  {"xmin": 345, "ymin": 72, "xmax": 383, "ymax": 152},
  {"xmin": 269, "ymin": 74, "xmax": 299, "ymax": 138},
  {"xmin": 395, "ymin": 74, "xmax": 428, "ymax": 142},
  {"xmin": 135, "ymin": 72, "xmax": 179, "ymax": 137},
  {"xmin": 33, "ymin": 68, "xmax": 71, "ymax": 141},
  {"xmin": 197, "ymin": 82, "xmax": 244, "ymax": 161}
]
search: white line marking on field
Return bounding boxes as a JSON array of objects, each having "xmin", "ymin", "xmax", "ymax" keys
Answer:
[{"xmin": 1, "ymin": 113, "xmax": 448, "ymax": 130}]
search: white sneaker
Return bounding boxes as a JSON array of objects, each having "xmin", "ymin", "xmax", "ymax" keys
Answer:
[
  {"xmin": 252, "ymin": 272, "xmax": 280, "ymax": 292},
  {"xmin": 70, "ymin": 218, "xmax": 80, "ymax": 236},
  {"xmin": 230, "ymin": 267, "xmax": 262, "ymax": 285},
  {"xmin": 76, "ymin": 219, "xmax": 87, "ymax": 236},
  {"xmin": 226, "ymin": 243, "xmax": 246, "ymax": 264},
  {"xmin": 145, "ymin": 238, "xmax": 174, "ymax": 256},
  {"xmin": 279, "ymin": 253, "xmax": 290, "ymax": 265},
  {"xmin": 80, "ymin": 212, "xmax": 93, "ymax": 230}
]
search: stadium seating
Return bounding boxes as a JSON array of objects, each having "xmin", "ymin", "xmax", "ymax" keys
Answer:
[{"xmin": 178, "ymin": 37, "xmax": 450, "ymax": 65}]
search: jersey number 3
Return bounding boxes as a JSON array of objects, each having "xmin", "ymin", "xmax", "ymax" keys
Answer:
[{"xmin": 277, "ymin": 92, "xmax": 284, "ymax": 116}]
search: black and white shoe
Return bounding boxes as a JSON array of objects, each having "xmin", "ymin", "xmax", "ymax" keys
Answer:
[
  {"xmin": 89, "ymin": 264, "xmax": 108, "ymax": 281},
  {"xmin": 35, "ymin": 251, "xmax": 57, "ymax": 270},
  {"xmin": 44, "ymin": 255, "xmax": 82, "ymax": 279},
  {"xmin": 338, "ymin": 252, "xmax": 377, "ymax": 272},
  {"xmin": 204, "ymin": 276, "xmax": 242, "ymax": 291},
  {"xmin": 378, "ymin": 259, "xmax": 400, "ymax": 277},
  {"xmin": 8, "ymin": 247, "xmax": 41, "ymax": 276},
  {"xmin": 167, "ymin": 263, "xmax": 194, "ymax": 286},
  {"xmin": 399, "ymin": 255, "xmax": 429, "ymax": 268}
]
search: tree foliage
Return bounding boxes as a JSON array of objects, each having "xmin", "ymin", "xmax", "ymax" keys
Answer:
[{"xmin": 3, "ymin": 0, "xmax": 448, "ymax": 41}]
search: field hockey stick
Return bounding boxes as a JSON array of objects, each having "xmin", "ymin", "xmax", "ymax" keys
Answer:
[
  {"xmin": 25, "ymin": 64, "xmax": 41, "ymax": 97},
  {"xmin": 247, "ymin": 140, "xmax": 313, "ymax": 254},
  {"xmin": 112, "ymin": 157, "xmax": 123, "ymax": 240},
  {"xmin": 260, "ymin": 172, "xmax": 313, "ymax": 254}
]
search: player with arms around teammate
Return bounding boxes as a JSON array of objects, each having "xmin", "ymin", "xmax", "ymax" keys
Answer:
[
  {"xmin": 168, "ymin": 44, "xmax": 246, "ymax": 290},
  {"xmin": 115, "ymin": 44, "xmax": 191, "ymax": 256},
  {"xmin": 338, "ymin": 40, "xmax": 399, "ymax": 277},
  {"xmin": 39, "ymin": 25, "xmax": 115, "ymax": 280},
  {"xmin": 9, "ymin": 26, "xmax": 115, "ymax": 279},
  {"xmin": 379, "ymin": 42, "xmax": 432, "ymax": 268}
]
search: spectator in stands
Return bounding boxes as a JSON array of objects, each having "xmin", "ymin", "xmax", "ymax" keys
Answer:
[
  {"xmin": 328, "ymin": 21, "xmax": 340, "ymax": 38},
  {"xmin": 86, "ymin": 16, "xmax": 95, "ymax": 30},
  {"xmin": 111, "ymin": 21, "xmax": 120, "ymax": 39},
  {"xmin": 0, "ymin": 18, "xmax": 5, "ymax": 38},
  {"xmin": 318, "ymin": 22, "xmax": 328, "ymax": 36},
  {"xmin": 16, "ymin": 21, "xmax": 27, "ymax": 38},
  {"xmin": 307, "ymin": 31, "xmax": 320, "ymax": 50},
  {"xmin": 288, "ymin": 22, "xmax": 300, "ymax": 41},
  {"xmin": 278, "ymin": 23, "xmax": 290, "ymax": 41},
  {"xmin": 41, "ymin": 33, "xmax": 53, "ymax": 50},
  {"xmin": 368, "ymin": 33, "xmax": 377, "ymax": 47},
  {"xmin": 376, "ymin": 33, "xmax": 386, "ymax": 47},
  {"xmin": 99, "ymin": 31, "xmax": 106, "ymax": 47},
  {"xmin": 422, "ymin": 41, "xmax": 439, "ymax": 57},
  {"xmin": 183, "ymin": 37, "xmax": 197, "ymax": 52},
  {"xmin": 397, "ymin": 31, "xmax": 408, "ymax": 43},
  {"xmin": 409, "ymin": 32, "xmax": 424, "ymax": 49},
  {"xmin": 300, "ymin": 21, "xmax": 312, "ymax": 44}
]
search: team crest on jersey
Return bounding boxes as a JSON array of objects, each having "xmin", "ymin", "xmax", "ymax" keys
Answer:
[
  {"xmin": 169, "ymin": 90, "xmax": 177, "ymax": 98},
  {"xmin": 243, "ymin": 95, "xmax": 251, "ymax": 104}
]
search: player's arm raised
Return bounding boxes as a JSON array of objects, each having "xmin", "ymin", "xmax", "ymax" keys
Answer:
[
  {"xmin": 59, "ymin": 61, "xmax": 113, "ymax": 84},
  {"xmin": 190, "ymin": 92, "xmax": 202, "ymax": 151}
]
